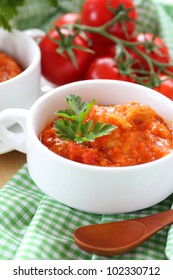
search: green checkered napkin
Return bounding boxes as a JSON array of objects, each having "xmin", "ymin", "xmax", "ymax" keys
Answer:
[
  {"xmin": 0, "ymin": 0, "xmax": 173, "ymax": 260},
  {"xmin": 0, "ymin": 164, "xmax": 173, "ymax": 260}
]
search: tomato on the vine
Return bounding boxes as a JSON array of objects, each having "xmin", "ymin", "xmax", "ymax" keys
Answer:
[
  {"xmin": 81, "ymin": 0, "xmax": 138, "ymax": 45},
  {"xmin": 83, "ymin": 56, "xmax": 135, "ymax": 82},
  {"xmin": 53, "ymin": 13, "xmax": 81, "ymax": 27},
  {"xmin": 153, "ymin": 75, "xmax": 173, "ymax": 101},
  {"xmin": 39, "ymin": 28, "xmax": 94, "ymax": 85},
  {"xmin": 127, "ymin": 33, "xmax": 170, "ymax": 72},
  {"xmin": 91, "ymin": 42, "xmax": 116, "ymax": 57}
]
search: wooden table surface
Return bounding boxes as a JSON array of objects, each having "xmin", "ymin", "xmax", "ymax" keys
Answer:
[{"xmin": 0, "ymin": 150, "xmax": 26, "ymax": 189}]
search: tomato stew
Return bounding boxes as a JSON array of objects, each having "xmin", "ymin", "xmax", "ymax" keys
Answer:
[
  {"xmin": 0, "ymin": 51, "xmax": 23, "ymax": 82},
  {"xmin": 40, "ymin": 102, "xmax": 173, "ymax": 167}
]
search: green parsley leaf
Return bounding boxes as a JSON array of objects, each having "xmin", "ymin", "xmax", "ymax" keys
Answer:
[
  {"xmin": 92, "ymin": 122, "xmax": 116, "ymax": 138},
  {"xmin": 75, "ymin": 122, "xmax": 116, "ymax": 144},
  {"xmin": 65, "ymin": 94, "xmax": 96, "ymax": 122},
  {"xmin": 56, "ymin": 108, "xmax": 78, "ymax": 121},
  {"xmin": 0, "ymin": 0, "xmax": 25, "ymax": 31},
  {"xmin": 54, "ymin": 119, "xmax": 79, "ymax": 141},
  {"xmin": 0, "ymin": 0, "xmax": 58, "ymax": 31},
  {"xmin": 54, "ymin": 94, "xmax": 116, "ymax": 144},
  {"xmin": 75, "ymin": 120, "xmax": 94, "ymax": 143}
]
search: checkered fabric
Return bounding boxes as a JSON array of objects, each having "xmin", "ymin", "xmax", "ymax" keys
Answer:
[
  {"xmin": 0, "ymin": 165, "xmax": 173, "ymax": 260},
  {"xmin": 0, "ymin": 0, "xmax": 173, "ymax": 260}
]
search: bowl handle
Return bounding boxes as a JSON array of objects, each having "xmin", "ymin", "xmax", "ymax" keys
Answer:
[
  {"xmin": 0, "ymin": 109, "xmax": 28, "ymax": 153},
  {"xmin": 22, "ymin": 28, "xmax": 55, "ymax": 96},
  {"xmin": 22, "ymin": 28, "xmax": 45, "ymax": 41}
]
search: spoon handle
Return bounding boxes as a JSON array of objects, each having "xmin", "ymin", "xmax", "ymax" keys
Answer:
[{"xmin": 136, "ymin": 209, "xmax": 173, "ymax": 233}]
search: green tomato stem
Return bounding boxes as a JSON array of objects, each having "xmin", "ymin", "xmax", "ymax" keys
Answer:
[{"xmin": 63, "ymin": 6, "xmax": 173, "ymax": 87}]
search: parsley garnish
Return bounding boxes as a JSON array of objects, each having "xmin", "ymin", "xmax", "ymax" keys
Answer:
[
  {"xmin": 0, "ymin": 0, "xmax": 58, "ymax": 31},
  {"xmin": 54, "ymin": 95, "xmax": 116, "ymax": 144},
  {"xmin": 0, "ymin": 0, "xmax": 25, "ymax": 31}
]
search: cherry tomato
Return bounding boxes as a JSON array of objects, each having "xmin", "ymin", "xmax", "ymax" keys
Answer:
[
  {"xmin": 127, "ymin": 33, "xmax": 170, "ymax": 72},
  {"xmin": 166, "ymin": 66, "xmax": 173, "ymax": 74},
  {"xmin": 153, "ymin": 75, "xmax": 173, "ymax": 101},
  {"xmin": 81, "ymin": 0, "xmax": 137, "ymax": 45},
  {"xmin": 53, "ymin": 13, "xmax": 81, "ymax": 27},
  {"xmin": 39, "ymin": 28, "xmax": 93, "ymax": 85},
  {"xmin": 91, "ymin": 42, "xmax": 116, "ymax": 57},
  {"xmin": 55, "ymin": 13, "xmax": 117, "ymax": 58},
  {"xmin": 83, "ymin": 56, "xmax": 135, "ymax": 82}
]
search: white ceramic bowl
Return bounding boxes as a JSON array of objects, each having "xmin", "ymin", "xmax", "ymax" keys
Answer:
[
  {"xmin": 0, "ymin": 28, "xmax": 41, "ymax": 112},
  {"xmin": 0, "ymin": 80, "xmax": 173, "ymax": 214}
]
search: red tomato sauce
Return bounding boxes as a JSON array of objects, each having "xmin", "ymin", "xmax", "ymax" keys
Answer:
[
  {"xmin": 40, "ymin": 102, "xmax": 173, "ymax": 167},
  {"xmin": 0, "ymin": 51, "xmax": 23, "ymax": 82}
]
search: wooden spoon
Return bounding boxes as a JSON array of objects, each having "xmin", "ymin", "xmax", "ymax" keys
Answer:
[{"xmin": 73, "ymin": 209, "xmax": 173, "ymax": 256}]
